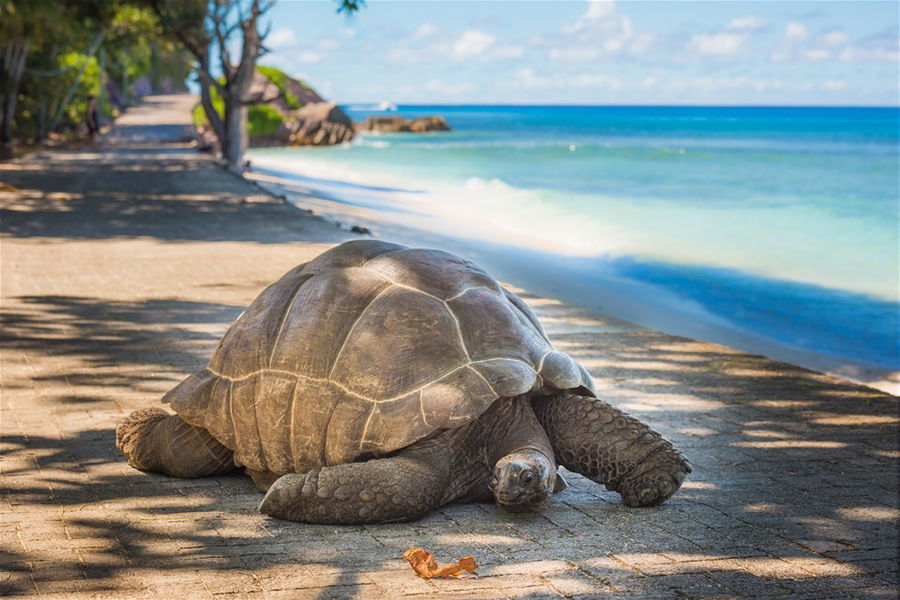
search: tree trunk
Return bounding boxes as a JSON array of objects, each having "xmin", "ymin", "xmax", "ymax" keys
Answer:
[
  {"xmin": 222, "ymin": 97, "xmax": 247, "ymax": 169},
  {"xmin": 197, "ymin": 46, "xmax": 224, "ymax": 147},
  {"xmin": 1, "ymin": 39, "xmax": 28, "ymax": 153},
  {"xmin": 36, "ymin": 102, "xmax": 47, "ymax": 143}
]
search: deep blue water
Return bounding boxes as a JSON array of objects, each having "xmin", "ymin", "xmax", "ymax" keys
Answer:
[{"xmin": 250, "ymin": 105, "xmax": 900, "ymax": 372}]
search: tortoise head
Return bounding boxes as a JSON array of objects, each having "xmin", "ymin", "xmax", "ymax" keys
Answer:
[{"xmin": 491, "ymin": 448, "xmax": 556, "ymax": 513}]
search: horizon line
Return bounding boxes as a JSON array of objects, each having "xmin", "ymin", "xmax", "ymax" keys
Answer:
[{"xmin": 338, "ymin": 102, "xmax": 900, "ymax": 109}]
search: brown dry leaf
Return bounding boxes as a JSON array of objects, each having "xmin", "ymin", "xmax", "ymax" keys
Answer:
[
  {"xmin": 402, "ymin": 547, "xmax": 478, "ymax": 579},
  {"xmin": 0, "ymin": 183, "xmax": 20, "ymax": 193}
]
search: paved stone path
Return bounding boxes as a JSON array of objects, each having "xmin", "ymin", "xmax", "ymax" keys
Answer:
[{"xmin": 1, "ymin": 95, "xmax": 898, "ymax": 599}]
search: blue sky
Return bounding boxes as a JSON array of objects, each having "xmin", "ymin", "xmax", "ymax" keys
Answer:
[{"xmin": 259, "ymin": 1, "xmax": 899, "ymax": 105}]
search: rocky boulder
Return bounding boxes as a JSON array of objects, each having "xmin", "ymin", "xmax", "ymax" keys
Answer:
[
  {"xmin": 280, "ymin": 102, "xmax": 355, "ymax": 146},
  {"xmin": 357, "ymin": 115, "xmax": 451, "ymax": 133},
  {"xmin": 246, "ymin": 69, "xmax": 325, "ymax": 113}
]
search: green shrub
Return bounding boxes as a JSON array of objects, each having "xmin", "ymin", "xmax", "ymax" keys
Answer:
[
  {"xmin": 256, "ymin": 65, "xmax": 305, "ymax": 109},
  {"xmin": 248, "ymin": 103, "xmax": 283, "ymax": 136}
]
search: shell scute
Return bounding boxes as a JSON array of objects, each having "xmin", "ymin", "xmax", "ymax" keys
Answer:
[
  {"xmin": 208, "ymin": 272, "xmax": 313, "ymax": 378},
  {"xmin": 448, "ymin": 288, "xmax": 547, "ymax": 364},
  {"xmin": 268, "ymin": 267, "xmax": 392, "ymax": 378},
  {"xmin": 540, "ymin": 350, "xmax": 583, "ymax": 390},
  {"xmin": 364, "ymin": 248, "xmax": 501, "ymax": 300},
  {"xmin": 304, "ymin": 239, "xmax": 406, "ymax": 274},
  {"xmin": 290, "ymin": 379, "xmax": 341, "ymax": 473},
  {"xmin": 470, "ymin": 358, "xmax": 540, "ymax": 398},
  {"xmin": 329, "ymin": 286, "xmax": 469, "ymax": 400},
  {"xmin": 419, "ymin": 365, "xmax": 497, "ymax": 429}
]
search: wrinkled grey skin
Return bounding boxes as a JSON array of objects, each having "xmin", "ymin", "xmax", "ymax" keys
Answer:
[
  {"xmin": 116, "ymin": 241, "xmax": 691, "ymax": 524},
  {"xmin": 118, "ymin": 394, "xmax": 690, "ymax": 524}
]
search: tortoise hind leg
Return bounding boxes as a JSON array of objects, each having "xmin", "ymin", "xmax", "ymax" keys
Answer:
[
  {"xmin": 259, "ymin": 443, "xmax": 450, "ymax": 525},
  {"xmin": 116, "ymin": 408, "xmax": 235, "ymax": 478},
  {"xmin": 533, "ymin": 393, "xmax": 691, "ymax": 507}
]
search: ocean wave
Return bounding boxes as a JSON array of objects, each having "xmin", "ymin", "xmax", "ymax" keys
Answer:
[
  {"xmin": 355, "ymin": 132, "xmax": 895, "ymax": 156},
  {"xmin": 248, "ymin": 148, "xmax": 898, "ymax": 302},
  {"xmin": 356, "ymin": 139, "xmax": 391, "ymax": 149}
]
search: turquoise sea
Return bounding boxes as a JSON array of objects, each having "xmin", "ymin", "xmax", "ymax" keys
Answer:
[{"xmin": 249, "ymin": 105, "xmax": 900, "ymax": 375}]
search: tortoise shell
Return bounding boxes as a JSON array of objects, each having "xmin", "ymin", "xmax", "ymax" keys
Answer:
[{"xmin": 164, "ymin": 240, "xmax": 595, "ymax": 475}]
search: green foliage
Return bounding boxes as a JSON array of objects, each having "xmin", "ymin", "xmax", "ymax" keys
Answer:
[
  {"xmin": 192, "ymin": 77, "xmax": 284, "ymax": 138},
  {"xmin": 336, "ymin": 0, "xmax": 365, "ymax": 15},
  {"xmin": 256, "ymin": 65, "xmax": 304, "ymax": 109},
  {"xmin": 57, "ymin": 51, "xmax": 103, "ymax": 126},
  {"xmin": 3, "ymin": 1, "xmax": 192, "ymax": 142},
  {"xmin": 248, "ymin": 103, "xmax": 284, "ymax": 136}
]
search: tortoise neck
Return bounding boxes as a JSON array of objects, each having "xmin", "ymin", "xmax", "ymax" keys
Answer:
[
  {"xmin": 435, "ymin": 396, "xmax": 556, "ymax": 504},
  {"xmin": 481, "ymin": 396, "xmax": 555, "ymax": 466}
]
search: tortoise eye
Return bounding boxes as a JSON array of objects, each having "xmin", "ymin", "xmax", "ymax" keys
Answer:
[{"xmin": 520, "ymin": 471, "xmax": 534, "ymax": 483}]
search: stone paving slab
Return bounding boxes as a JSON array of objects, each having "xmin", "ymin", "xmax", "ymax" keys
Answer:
[{"xmin": 1, "ymin": 95, "xmax": 898, "ymax": 599}]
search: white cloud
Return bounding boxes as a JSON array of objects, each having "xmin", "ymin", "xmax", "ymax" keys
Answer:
[
  {"xmin": 515, "ymin": 68, "xmax": 550, "ymax": 89},
  {"xmin": 585, "ymin": 0, "xmax": 616, "ymax": 21},
  {"xmin": 386, "ymin": 47, "xmax": 419, "ymax": 64},
  {"xmin": 268, "ymin": 28, "xmax": 297, "ymax": 49},
  {"xmin": 822, "ymin": 80, "xmax": 847, "ymax": 91},
  {"xmin": 668, "ymin": 75, "xmax": 784, "ymax": 95},
  {"xmin": 572, "ymin": 74, "xmax": 621, "ymax": 89},
  {"xmin": 387, "ymin": 27, "xmax": 520, "ymax": 65},
  {"xmin": 804, "ymin": 49, "xmax": 830, "ymax": 61},
  {"xmin": 549, "ymin": 47, "xmax": 600, "ymax": 62},
  {"xmin": 316, "ymin": 38, "xmax": 339, "ymax": 51},
  {"xmin": 297, "ymin": 51, "xmax": 324, "ymax": 64},
  {"xmin": 770, "ymin": 24, "xmax": 805, "ymax": 62},
  {"xmin": 513, "ymin": 68, "xmax": 620, "ymax": 91},
  {"xmin": 729, "ymin": 16, "xmax": 766, "ymax": 31},
  {"xmin": 690, "ymin": 31, "xmax": 748, "ymax": 56},
  {"xmin": 414, "ymin": 23, "xmax": 440, "ymax": 38},
  {"xmin": 628, "ymin": 31, "xmax": 656, "ymax": 54},
  {"xmin": 550, "ymin": 0, "xmax": 655, "ymax": 60},
  {"xmin": 853, "ymin": 29, "xmax": 898, "ymax": 62},
  {"xmin": 687, "ymin": 14, "xmax": 768, "ymax": 57},
  {"xmin": 772, "ymin": 23, "xmax": 895, "ymax": 64},
  {"xmin": 563, "ymin": 0, "xmax": 617, "ymax": 34},
  {"xmin": 823, "ymin": 30, "xmax": 849, "ymax": 47},
  {"xmin": 489, "ymin": 45, "xmax": 524, "ymax": 60},
  {"xmin": 451, "ymin": 30, "xmax": 496, "ymax": 59},
  {"xmin": 839, "ymin": 44, "xmax": 899, "ymax": 63},
  {"xmin": 786, "ymin": 22, "xmax": 807, "ymax": 40}
]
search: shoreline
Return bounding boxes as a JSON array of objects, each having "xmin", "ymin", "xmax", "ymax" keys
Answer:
[{"xmin": 244, "ymin": 160, "xmax": 899, "ymax": 396}]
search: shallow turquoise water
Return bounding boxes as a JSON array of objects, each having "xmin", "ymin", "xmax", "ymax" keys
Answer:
[{"xmin": 250, "ymin": 105, "xmax": 900, "ymax": 371}]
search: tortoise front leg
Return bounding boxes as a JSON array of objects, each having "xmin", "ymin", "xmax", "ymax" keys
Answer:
[
  {"xmin": 533, "ymin": 393, "xmax": 691, "ymax": 507},
  {"xmin": 259, "ymin": 446, "xmax": 450, "ymax": 524}
]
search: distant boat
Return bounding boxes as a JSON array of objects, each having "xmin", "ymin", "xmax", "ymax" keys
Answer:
[{"xmin": 377, "ymin": 101, "xmax": 398, "ymax": 112}]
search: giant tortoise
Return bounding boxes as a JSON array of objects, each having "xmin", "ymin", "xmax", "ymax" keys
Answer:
[{"xmin": 117, "ymin": 240, "xmax": 690, "ymax": 524}]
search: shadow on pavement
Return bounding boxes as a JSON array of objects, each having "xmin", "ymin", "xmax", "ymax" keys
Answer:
[
  {"xmin": 1, "ymin": 153, "xmax": 345, "ymax": 245},
  {"xmin": 2, "ymin": 291, "xmax": 897, "ymax": 596}
]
